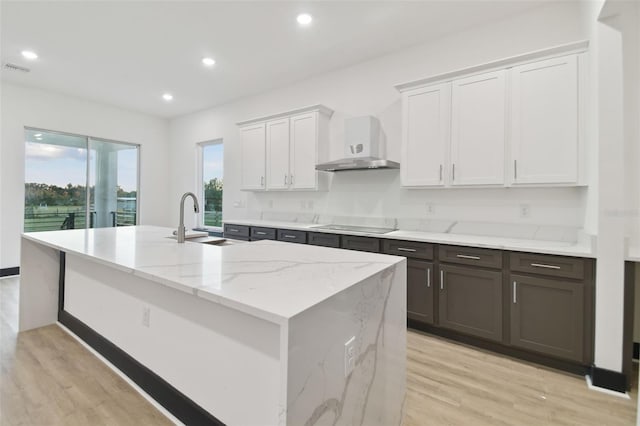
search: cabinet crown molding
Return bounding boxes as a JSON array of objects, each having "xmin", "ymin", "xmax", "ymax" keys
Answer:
[
  {"xmin": 394, "ymin": 40, "xmax": 589, "ymax": 93},
  {"xmin": 237, "ymin": 104, "xmax": 334, "ymax": 127}
]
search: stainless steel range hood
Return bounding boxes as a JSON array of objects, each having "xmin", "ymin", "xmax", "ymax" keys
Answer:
[
  {"xmin": 316, "ymin": 115, "xmax": 400, "ymax": 172},
  {"xmin": 315, "ymin": 156, "xmax": 400, "ymax": 172}
]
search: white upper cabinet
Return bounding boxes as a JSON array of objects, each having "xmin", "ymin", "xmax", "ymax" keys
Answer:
[
  {"xmin": 510, "ymin": 55, "xmax": 579, "ymax": 184},
  {"xmin": 450, "ymin": 70, "xmax": 506, "ymax": 186},
  {"xmin": 266, "ymin": 118, "xmax": 290, "ymax": 190},
  {"xmin": 396, "ymin": 42, "xmax": 587, "ymax": 188},
  {"xmin": 401, "ymin": 83, "xmax": 450, "ymax": 187},
  {"xmin": 240, "ymin": 123, "xmax": 266, "ymax": 190},
  {"xmin": 290, "ymin": 112, "xmax": 319, "ymax": 190},
  {"xmin": 237, "ymin": 105, "xmax": 332, "ymax": 191}
]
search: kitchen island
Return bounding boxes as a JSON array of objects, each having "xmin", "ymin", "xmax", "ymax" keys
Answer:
[{"xmin": 19, "ymin": 226, "xmax": 406, "ymax": 426}]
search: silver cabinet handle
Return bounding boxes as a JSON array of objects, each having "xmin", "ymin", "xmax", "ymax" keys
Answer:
[
  {"xmin": 256, "ymin": 231, "xmax": 267, "ymax": 235},
  {"xmin": 440, "ymin": 270, "xmax": 444, "ymax": 290},
  {"xmin": 426, "ymin": 268, "xmax": 431, "ymax": 288},
  {"xmin": 397, "ymin": 247, "xmax": 417, "ymax": 252},
  {"xmin": 513, "ymin": 281, "xmax": 517, "ymax": 304},
  {"xmin": 514, "ymin": 160, "xmax": 517, "ymax": 180},
  {"xmin": 452, "ymin": 163, "xmax": 455, "ymax": 181},
  {"xmin": 285, "ymin": 174, "xmax": 288, "ymax": 185},
  {"xmin": 531, "ymin": 263, "xmax": 561, "ymax": 270},
  {"xmin": 260, "ymin": 176, "xmax": 264, "ymax": 186},
  {"xmin": 283, "ymin": 234, "xmax": 296, "ymax": 239},
  {"xmin": 456, "ymin": 254, "xmax": 480, "ymax": 260},
  {"xmin": 439, "ymin": 164, "xmax": 443, "ymax": 182},
  {"xmin": 290, "ymin": 175, "xmax": 294, "ymax": 185},
  {"xmin": 229, "ymin": 228, "xmax": 238, "ymax": 233}
]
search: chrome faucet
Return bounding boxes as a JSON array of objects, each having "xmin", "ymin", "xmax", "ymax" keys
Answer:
[{"xmin": 177, "ymin": 192, "xmax": 200, "ymax": 243}]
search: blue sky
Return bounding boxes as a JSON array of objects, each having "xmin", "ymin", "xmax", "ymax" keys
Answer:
[
  {"xmin": 25, "ymin": 142, "xmax": 139, "ymax": 192},
  {"xmin": 25, "ymin": 140, "xmax": 219, "ymax": 192},
  {"xmin": 203, "ymin": 143, "xmax": 223, "ymax": 183}
]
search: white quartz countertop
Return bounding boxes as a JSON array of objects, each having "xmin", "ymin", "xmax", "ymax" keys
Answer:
[
  {"xmin": 224, "ymin": 219, "xmax": 595, "ymax": 258},
  {"xmin": 22, "ymin": 226, "xmax": 403, "ymax": 325}
]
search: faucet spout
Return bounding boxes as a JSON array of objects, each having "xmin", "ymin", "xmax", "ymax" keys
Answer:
[{"xmin": 177, "ymin": 192, "xmax": 200, "ymax": 243}]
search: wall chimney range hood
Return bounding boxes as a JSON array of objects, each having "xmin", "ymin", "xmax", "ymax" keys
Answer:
[{"xmin": 316, "ymin": 116, "xmax": 400, "ymax": 172}]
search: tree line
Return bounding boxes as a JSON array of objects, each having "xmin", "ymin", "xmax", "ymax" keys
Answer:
[
  {"xmin": 25, "ymin": 182, "xmax": 137, "ymax": 207},
  {"xmin": 24, "ymin": 179, "xmax": 221, "ymax": 211},
  {"xmin": 204, "ymin": 178, "xmax": 223, "ymax": 212}
]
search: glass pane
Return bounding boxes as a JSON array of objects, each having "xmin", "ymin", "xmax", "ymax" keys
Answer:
[
  {"xmin": 24, "ymin": 130, "xmax": 88, "ymax": 232},
  {"xmin": 203, "ymin": 143, "xmax": 223, "ymax": 227},
  {"xmin": 89, "ymin": 138, "xmax": 138, "ymax": 228}
]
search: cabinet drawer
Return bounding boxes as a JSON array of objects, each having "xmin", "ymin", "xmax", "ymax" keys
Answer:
[
  {"xmin": 383, "ymin": 240, "xmax": 434, "ymax": 260},
  {"xmin": 224, "ymin": 224, "xmax": 250, "ymax": 239},
  {"xmin": 307, "ymin": 232, "xmax": 340, "ymax": 248},
  {"xmin": 510, "ymin": 253, "xmax": 585, "ymax": 280},
  {"xmin": 439, "ymin": 245, "xmax": 502, "ymax": 269},
  {"xmin": 341, "ymin": 235, "xmax": 380, "ymax": 253},
  {"xmin": 250, "ymin": 227, "xmax": 276, "ymax": 241},
  {"xmin": 277, "ymin": 229, "xmax": 307, "ymax": 244}
]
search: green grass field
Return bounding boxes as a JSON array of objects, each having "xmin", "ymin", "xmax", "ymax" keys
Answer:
[{"xmin": 24, "ymin": 205, "xmax": 136, "ymax": 232}]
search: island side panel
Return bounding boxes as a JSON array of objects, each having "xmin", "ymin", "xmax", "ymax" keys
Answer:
[
  {"xmin": 63, "ymin": 253, "xmax": 282, "ymax": 425},
  {"xmin": 19, "ymin": 237, "xmax": 61, "ymax": 331},
  {"xmin": 286, "ymin": 259, "xmax": 407, "ymax": 426}
]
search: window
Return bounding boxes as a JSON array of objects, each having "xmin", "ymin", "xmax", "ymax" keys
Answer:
[
  {"xmin": 24, "ymin": 128, "xmax": 139, "ymax": 232},
  {"xmin": 199, "ymin": 140, "xmax": 223, "ymax": 229}
]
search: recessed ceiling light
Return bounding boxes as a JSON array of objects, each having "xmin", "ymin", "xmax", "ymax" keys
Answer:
[
  {"xmin": 162, "ymin": 93, "xmax": 173, "ymax": 101},
  {"xmin": 21, "ymin": 50, "xmax": 38, "ymax": 60},
  {"xmin": 202, "ymin": 57, "xmax": 216, "ymax": 67},
  {"xmin": 34, "ymin": 133, "xmax": 42, "ymax": 137},
  {"xmin": 296, "ymin": 13, "xmax": 312, "ymax": 26}
]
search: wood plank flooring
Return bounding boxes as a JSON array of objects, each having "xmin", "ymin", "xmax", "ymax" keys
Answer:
[{"xmin": 1, "ymin": 276, "xmax": 637, "ymax": 425}]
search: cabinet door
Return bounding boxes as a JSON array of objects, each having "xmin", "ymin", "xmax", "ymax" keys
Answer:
[
  {"xmin": 290, "ymin": 112, "xmax": 318, "ymax": 190},
  {"xmin": 240, "ymin": 123, "xmax": 266, "ymax": 190},
  {"xmin": 450, "ymin": 70, "xmax": 506, "ymax": 186},
  {"xmin": 510, "ymin": 55, "xmax": 579, "ymax": 184},
  {"xmin": 438, "ymin": 264, "xmax": 503, "ymax": 342},
  {"xmin": 266, "ymin": 118, "xmax": 290, "ymax": 190},
  {"xmin": 510, "ymin": 274, "xmax": 584, "ymax": 362},
  {"xmin": 407, "ymin": 260, "xmax": 434, "ymax": 324},
  {"xmin": 401, "ymin": 83, "xmax": 450, "ymax": 187}
]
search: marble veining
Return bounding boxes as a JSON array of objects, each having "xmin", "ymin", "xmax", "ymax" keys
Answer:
[
  {"xmin": 22, "ymin": 226, "xmax": 403, "ymax": 325},
  {"xmin": 286, "ymin": 262, "xmax": 406, "ymax": 426}
]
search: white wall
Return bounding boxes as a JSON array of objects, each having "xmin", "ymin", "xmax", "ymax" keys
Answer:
[
  {"xmin": 0, "ymin": 83, "xmax": 171, "ymax": 268},
  {"xmin": 168, "ymin": 1, "xmax": 592, "ymax": 231}
]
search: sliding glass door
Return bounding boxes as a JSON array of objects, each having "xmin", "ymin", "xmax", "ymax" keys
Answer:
[
  {"xmin": 24, "ymin": 128, "xmax": 139, "ymax": 232},
  {"xmin": 89, "ymin": 138, "xmax": 139, "ymax": 228}
]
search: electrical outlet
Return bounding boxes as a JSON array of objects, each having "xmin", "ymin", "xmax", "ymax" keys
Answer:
[
  {"xmin": 307, "ymin": 200, "xmax": 314, "ymax": 210},
  {"xmin": 142, "ymin": 307, "xmax": 150, "ymax": 327},
  {"xmin": 344, "ymin": 336, "xmax": 356, "ymax": 377},
  {"xmin": 426, "ymin": 203, "xmax": 435, "ymax": 215},
  {"xmin": 520, "ymin": 204, "xmax": 530, "ymax": 218}
]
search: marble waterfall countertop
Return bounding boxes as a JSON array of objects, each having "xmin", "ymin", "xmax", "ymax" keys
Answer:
[
  {"xmin": 223, "ymin": 219, "xmax": 595, "ymax": 258},
  {"xmin": 22, "ymin": 226, "xmax": 403, "ymax": 325}
]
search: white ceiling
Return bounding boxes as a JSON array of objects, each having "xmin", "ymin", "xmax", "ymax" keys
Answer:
[{"xmin": 1, "ymin": 1, "xmax": 546, "ymax": 118}]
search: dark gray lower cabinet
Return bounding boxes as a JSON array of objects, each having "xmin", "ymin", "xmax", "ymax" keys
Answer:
[
  {"xmin": 510, "ymin": 274, "xmax": 584, "ymax": 362},
  {"xmin": 308, "ymin": 232, "xmax": 340, "ymax": 248},
  {"xmin": 438, "ymin": 264, "xmax": 503, "ymax": 342},
  {"xmin": 407, "ymin": 260, "xmax": 434, "ymax": 324}
]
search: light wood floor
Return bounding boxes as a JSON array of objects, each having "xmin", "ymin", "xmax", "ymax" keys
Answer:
[{"xmin": 1, "ymin": 276, "xmax": 637, "ymax": 425}]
